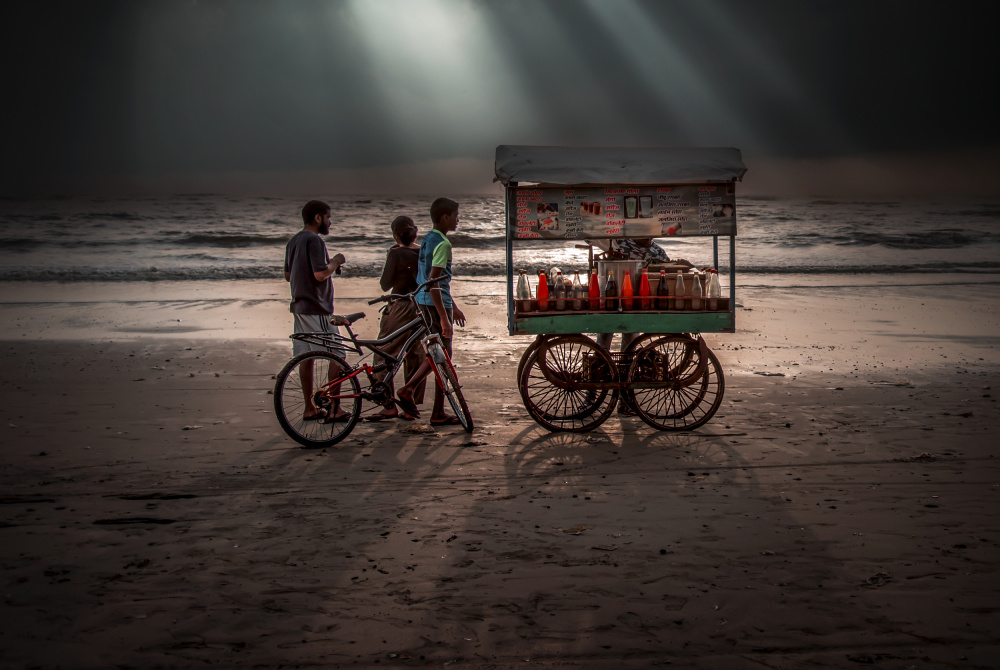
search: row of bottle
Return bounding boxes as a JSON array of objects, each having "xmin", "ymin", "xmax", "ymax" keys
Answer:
[{"xmin": 515, "ymin": 267, "xmax": 724, "ymax": 312}]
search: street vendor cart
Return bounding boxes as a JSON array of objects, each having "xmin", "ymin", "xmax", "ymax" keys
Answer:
[{"xmin": 495, "ymin": 145, "xmax": 747, "ymax": 432}]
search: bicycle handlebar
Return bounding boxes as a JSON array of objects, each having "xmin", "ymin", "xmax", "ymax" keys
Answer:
[{"xmin": 367, "ymin": 274, "xmax": 449, "ymax": 306}]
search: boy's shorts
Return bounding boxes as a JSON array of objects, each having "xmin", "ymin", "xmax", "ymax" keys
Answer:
[
  {"xmin": 292, "ymin": 313, "xmax": 346, "ymax": 357},
  {"xmin": 418, "ymin": 304, "xmax": 453, "ymax": 354}
]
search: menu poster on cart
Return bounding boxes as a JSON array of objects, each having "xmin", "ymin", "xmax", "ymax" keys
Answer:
[{"xmin": 512, "ymin": 184, "xmax": 737, "ymax": 239}]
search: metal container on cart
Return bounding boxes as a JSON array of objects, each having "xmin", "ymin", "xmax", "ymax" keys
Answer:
[{"xmin": 495, "ymin": 145, "xmax": 748, "ymax": 433}]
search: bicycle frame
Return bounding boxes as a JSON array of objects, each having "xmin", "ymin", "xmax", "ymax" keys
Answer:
[
  {"xmin": 299, "ymin": 330, "xmax": 456, "ymax": 410},
  {"xmin": 274, "ymin": 271, "xmax": 473, "ymax": 445}
]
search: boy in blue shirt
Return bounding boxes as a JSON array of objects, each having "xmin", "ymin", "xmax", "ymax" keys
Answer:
[{"xmin": 395, "ymin": 198, "xmax": 467, "ymax": 425}]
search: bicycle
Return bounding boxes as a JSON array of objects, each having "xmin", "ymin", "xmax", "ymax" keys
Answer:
[{"xmin": 273, "ymin": 276, "xmax": 474, "ymax": 448}]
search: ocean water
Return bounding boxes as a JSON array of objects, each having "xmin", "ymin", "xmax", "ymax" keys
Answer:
[{"xmin": 1, "ymin": 194, "xmax": 998, "ymax": 282}]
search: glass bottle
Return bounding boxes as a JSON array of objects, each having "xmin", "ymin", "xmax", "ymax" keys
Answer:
[
  {"xmin": 622, "ymin": 270, "xmax": 634, "ymax": 310},
  {"xmin": 516, "ymin": 269, "xmax": 532, "ymax": 313},
  {"xmin": 589, "ymin": 268, "xmax": 600, "ymax": 310},
  {"xmin": 656, "ymin": 269, "xmax": 669, "ymax": 310},
  {"xmin": 554, "ymin": 271, "xmax": 566, "ymax": 310},
  {"xmin": 674, "ymin": 271, "xmax": 686, "ymax": 311},
  {"xmin": 638, "ymin": 268, "xmax": 651, "ymax": 310},
  {"xmin": 708, "ymin": 269, "xmax": 721, "ymax": 311},
  {"xmin": 572, "ymin": 271, "xmax": 584, "ymax": 310},
  {"xmin": 691, "ymin": 271, "xmax": 703, "ymax": 311},
  {"xmin": 604, "ymin": 271, "xmax": 618, "ymax": 312},
  {"xmin": 537, "ymin": 270, "xmax": 549, "ymax": 311}
]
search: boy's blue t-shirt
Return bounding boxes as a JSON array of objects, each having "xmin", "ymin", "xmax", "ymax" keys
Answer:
[{"xmin": 415, "ymin": 228, "xmax": 453, "ymax": 307}]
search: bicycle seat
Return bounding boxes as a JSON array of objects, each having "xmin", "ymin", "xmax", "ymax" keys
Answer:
[{"xmin": 343, "ymin": 312, "xmax": 366, "ymax": 324}]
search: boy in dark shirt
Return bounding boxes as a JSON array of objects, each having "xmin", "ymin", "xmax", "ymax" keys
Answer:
[{"xmin": 368, "ymin": 216, "xmax": 427, "ymax": 420}]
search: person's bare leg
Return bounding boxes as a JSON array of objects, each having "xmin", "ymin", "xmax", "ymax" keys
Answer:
[
  {"xmin": 430, "ymin": 338, "xmax": 455, "ymax": 423},
  {"xmin": 397, "ymin": 358, "xmax": 432, "ymax": 417},
  {"xmin": 300, "ymin": 358, "xmax": 320, "ymax": 419},
  {"xmin": 328, "ymin": 358, "xmax": 350, "ymax": 420},
  {"xmin": 429, "ymin": 375, "xmax": 448, "ymax": 421},
  {"xmin": 371, "ymin": 349, "xmax": 400, "ymax": 418},
  {"xmin": 371, "ymin": 360, "xmax": 399, "ymax": 418}
]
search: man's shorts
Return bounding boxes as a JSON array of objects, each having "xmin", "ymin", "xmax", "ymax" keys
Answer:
[
  {"xmin": 418, "ymin": 304, "xmax": 453, "ymax": 354},
  {"xmin": 292, "ymin": 313, "xmax": 346, "ymax": 357}
]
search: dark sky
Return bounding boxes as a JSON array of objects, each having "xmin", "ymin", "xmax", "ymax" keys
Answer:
[{"xmin": 3, "ymin": 0, "xmax": 998, "ymax": 195}]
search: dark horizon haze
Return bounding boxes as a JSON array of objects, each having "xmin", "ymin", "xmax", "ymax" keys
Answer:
[{"xmin": 3, "ymin": 0, "xmax": 998, "ymax": 197}]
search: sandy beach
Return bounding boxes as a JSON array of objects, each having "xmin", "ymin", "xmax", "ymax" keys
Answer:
[{"xmin": 1, "ymin": 276, "xmax": 998, "ymax": 668}]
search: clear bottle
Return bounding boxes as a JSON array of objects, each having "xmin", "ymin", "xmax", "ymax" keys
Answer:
[
  {"xmin": 708, "ymin": 269, "xmax": 721, "ymax": 311},
  {"xmin": 674, "ymin": 271, "xmax": 686, "ymax": 311},
  {"xmin": 571, "ymin": 271, "xmax": 584, "ymax": 310},
  {"xmin": 691, "ymin": 271, "xmax": 703, "ymax": 311},
  {"xmin": 516, "ymin": 269, "xmax": 532, "ymax": 313},
  {"xmin": 554, "ymin": 271, "xmax": 566, "ymax": 310}
]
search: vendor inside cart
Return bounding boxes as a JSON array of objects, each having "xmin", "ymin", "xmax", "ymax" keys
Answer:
[
  {"xmin": 587, "ymin": 236, "xmax": 694, "ymax": 416},
  {"xmin": 586, "ymin": 235, "xmax": 693, "ymax": 350}
]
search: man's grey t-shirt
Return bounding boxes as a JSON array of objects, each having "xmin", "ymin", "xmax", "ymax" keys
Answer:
[{"xmin": 284, "ymin": 230, "xmax": 333, "ymax": 314}]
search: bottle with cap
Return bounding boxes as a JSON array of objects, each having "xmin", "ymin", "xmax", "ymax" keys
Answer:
[
  {"xmin": 691, "ymin": 271, "xmax": 703, "ymax": 311},
  {"xmin": 708, "ymin": 269, "xmax": 721, "ymax": 311},
  {"xmin": 554, "ymin": 270, "xmax": 566, "ymax": 310},
  {"xmin": 516, "ymin": 269, "xmax": 533, "ymax": 313},
  {"xmin": 572, "ymin": 271, "xmax": 584, "ymax": 310},
  {"xmin": 622, "ymin": 269, "xmax": 634, "ymax": 310},
  {"xmin": 589, "ymin": 267, "xmax": 600, "ymax": 310},
  {"xmin": 656, "ymin": 269, "xmax": 669, "ymax": 310},
  {"xmin": 674, "ymin": 271, "xmax": 686, "ymax": 311},
  {"xmin": 604, "ymin": 270, "xmax": 618, "ymax": 312},
  {"xmin": 638, "ymin": 268, "xmax": 651, "ymax": 310},
  {"xmin": 537, "ymin": 270, "xmax": 549, "ymax": 311}
]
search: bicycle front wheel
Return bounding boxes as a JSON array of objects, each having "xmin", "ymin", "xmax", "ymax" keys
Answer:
[
  {"xmin": 274, "ymin": 351, "xmax": 361, "ymax": 448},
  {"xmin": 428, "ymin": 343, "xmax": 474, "ymax": 433}
]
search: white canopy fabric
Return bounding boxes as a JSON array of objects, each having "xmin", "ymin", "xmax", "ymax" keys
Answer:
[{"xmin": 494, "ymin": 145, "xmax": 747, "ymax": 186}]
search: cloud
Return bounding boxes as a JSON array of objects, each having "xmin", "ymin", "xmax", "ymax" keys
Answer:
[{"xmin": 2, "ymin": 0, "xmax": 998, "ymax": 196}]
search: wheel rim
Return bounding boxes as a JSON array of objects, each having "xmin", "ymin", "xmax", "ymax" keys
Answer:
[
  {"xmin": 275, "ymin": 353, "xmax": 361, "ymax": 447},
  {"xmin": 440, "ymin": 362, "xmax": 474, "ymax": 432},
  {"xmin": 519, "ymin": 335, "xmax": 618, "ymax": 432}
]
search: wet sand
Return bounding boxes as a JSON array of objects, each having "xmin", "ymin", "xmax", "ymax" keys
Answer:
[{"xmin": 1, "ymin": 277, "xmax": 998, "ymax": 668}]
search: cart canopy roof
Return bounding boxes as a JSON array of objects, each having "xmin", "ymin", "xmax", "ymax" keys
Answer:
[{"xmin": 494, "ymin": 145, "xmax": 747, "ymax": 186}]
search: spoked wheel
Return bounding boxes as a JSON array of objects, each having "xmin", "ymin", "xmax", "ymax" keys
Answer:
[
  {"xmin": 428, "ymin": 342, "xmax": 474, "ymax": 433},
  {"xmin": 518, "ymin": 335, "xmax": 619, "ymax": 432},
  {"xmin": 624, "ymin": 335, "xmax": 725, "ymax": 431},
  {"xmin": 274, "ymin": 351, "xmax": 362, "ymax": 448},
  {"xmin": 516, "ymin": 335, "xmax": 547, "ymax": 406}
]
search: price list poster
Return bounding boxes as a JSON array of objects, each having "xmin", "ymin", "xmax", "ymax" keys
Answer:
[{"xmin": 512, "ymin": 183, "xmax": 737, "ymax": 240}]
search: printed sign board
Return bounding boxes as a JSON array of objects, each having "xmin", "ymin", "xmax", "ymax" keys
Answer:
[{"xmin": 512, "ymin": 183, "xmax": 737, "ymax": 240}]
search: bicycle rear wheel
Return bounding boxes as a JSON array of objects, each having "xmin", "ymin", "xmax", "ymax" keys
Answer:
[
  {"xmin": 274, "ymin": 351, "xmax": 361, "ymax": 448},
  {"xmin": 428, "ymin": 342, "xmax": 474, "ymax": 433}
]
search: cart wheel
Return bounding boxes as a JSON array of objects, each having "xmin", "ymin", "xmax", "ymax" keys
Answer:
[
  {"xmin": 623, "ymin": 333, "xmax": 698, "ymax": 377},
  {"xmin": 516, "ymin": 335, "xmax": 549, "ymax": 406},
  {"xmin": 618, "ymin": 333, "xmax": 693, "ymax": 413},
  {"xmin": 625, "ymin": 335, "xmax": 725, "ymax": 431},
  {"xmin": 519, "ymin": 334, "xmax": 619, "ymax": 432}
]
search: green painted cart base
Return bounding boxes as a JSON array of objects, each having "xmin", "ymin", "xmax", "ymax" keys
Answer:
[{"xmin": 513, "ymin": 311, "xmax": 735, "ymax": 335}]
